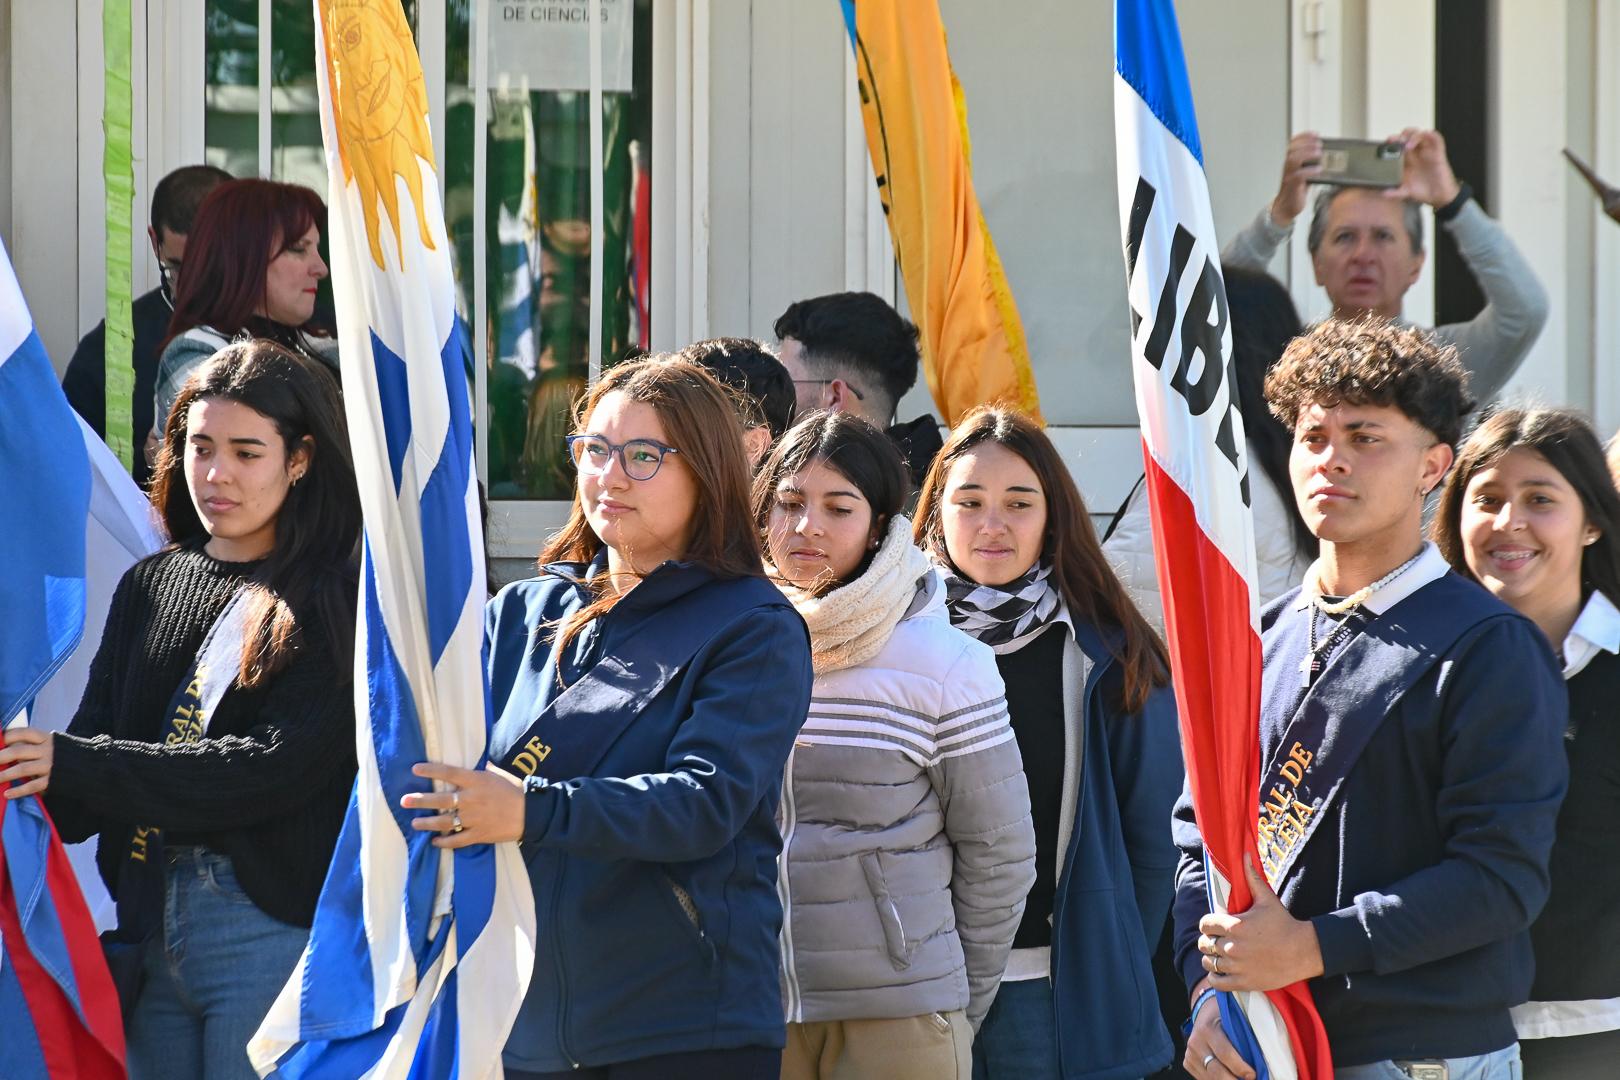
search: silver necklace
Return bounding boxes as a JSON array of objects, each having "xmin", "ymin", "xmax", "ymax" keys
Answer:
[{"xmin": 1298, "ymin": 549, "xmax": 1425, "ymax": 686}]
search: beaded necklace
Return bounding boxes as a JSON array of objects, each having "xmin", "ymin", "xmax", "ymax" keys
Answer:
[{"xmin": 1299, "ymin": 548, "xmax": 1425, "ymax": 687}]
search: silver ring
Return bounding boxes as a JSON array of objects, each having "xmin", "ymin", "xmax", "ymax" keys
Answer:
[
  {"xmin": 451, "ymin": 790, "xmax": 460, "ymax": 810},
  {"xmin": 451, "ymin": 810, "xmax": 464, "ymax": 834},
  {"xmin": 1202, "ymin": 1053, "xmax": 1217, "ymax": 1070}
]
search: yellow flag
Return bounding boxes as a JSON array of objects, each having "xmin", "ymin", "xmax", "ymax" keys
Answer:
[{"xmin": 846, "ymin": 0, "xmax": 1042, "ymax": 425}]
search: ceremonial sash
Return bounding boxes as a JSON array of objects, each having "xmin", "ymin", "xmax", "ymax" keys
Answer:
[
  {"xmin": 113, "ymin": 588, "xmax": 250, "ymax": 937},
  {"xmin": 496, "ymin": 577, "xmax": 785, "ymax": 784},
  {"xmin": 1255, "ymin": 587, "xmax": 1499, "ymax": 889}
]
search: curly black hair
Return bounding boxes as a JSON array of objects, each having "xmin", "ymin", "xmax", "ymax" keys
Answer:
[{"xmin": 1264, "ymin": 317, "xmax": 1475, "ymax": 447}]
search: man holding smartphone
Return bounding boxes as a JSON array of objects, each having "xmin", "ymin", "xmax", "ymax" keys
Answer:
[{"xmin": 1223, "ymin": 128, "xmax": 1546, "ymax": 408}]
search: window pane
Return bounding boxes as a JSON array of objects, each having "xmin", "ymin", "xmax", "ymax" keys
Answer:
[
  {"xmin": 268, "ymin": 0, "xmax": 324, "ymax": 192},
  {"xmin": 446, "ymin": 0, "xmax": 655, "ymax": 501},
  {"xmin": 204, "ymin": 0, "xmax": 258, "ymax": 177},
  {"xmin": 203, "ymin": 0, "xmax": 643, "ymax": 505}
]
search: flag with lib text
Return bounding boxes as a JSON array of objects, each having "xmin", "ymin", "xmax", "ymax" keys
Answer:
[
  {"xmin": 1112, "ymin": 1, "xmax": 1330, "ymax": 1077},
  {"xmin": 249, "ymin": 2, "xmax": 535, "ymax": 1076},
  {"xmin": 0, "ymin": 235, "xmax": 127, "ymax": 1080},
  {"xmin": 841, "ymin": 0, "xmax": 1042, "ymax": 425}
]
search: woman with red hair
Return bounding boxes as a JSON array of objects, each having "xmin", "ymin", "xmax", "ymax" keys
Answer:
[{"xmin": 152, "ymin": 178, "xmax": 337, "ymax": 439}]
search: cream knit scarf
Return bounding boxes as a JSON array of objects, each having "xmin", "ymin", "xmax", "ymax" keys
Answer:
[{"xmin": 777, "ymin": 515, "xmax": 934, "ymax": 675}]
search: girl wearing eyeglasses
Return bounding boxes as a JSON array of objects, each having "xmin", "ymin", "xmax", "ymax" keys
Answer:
[{"xmin": 402, "ymin": 357, "xmax": 814, "ymax": 1080}]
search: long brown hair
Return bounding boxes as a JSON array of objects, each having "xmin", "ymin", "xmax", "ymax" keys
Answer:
[
  {"xmin": 541, "ymin": 357, "xmax": 764, "ymax": 646},
  {"xmin": 914, "ymin": 406, "xmax": 1169, "ymax": 713},
  {"xmin": 151, "ymin": 340, "xmax": 360, "ymax": 688},
  {"xmin": 1433, "ymin": 406, "xmax": 1620, "ymax": 604}
]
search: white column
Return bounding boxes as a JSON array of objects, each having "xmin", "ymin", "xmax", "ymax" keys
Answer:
[
  {"xmin": 472, "ymin": 0, "xmax": 490, "ymax": 485},
  {"xmin": 78, "ymin": 0, "xmax": 107, "ymax": 332},
  {"xmin": 1494, "ymin": 0, "xmax": 1570, "ymax": 406},
  {"xmin": 418, "ymin": 0, "xmax": 447, "ymax": 193},
  {"xmin": 1287, "ymin": 0, "xmax": 1346, "ymax": 322},
  {"xmin": 1364, "ymin": 0, "xmax": 1436, "ymax": 330},
  {"xmin": 841, "ymin": 43, "xmax": 895, "ymax": 303},
  {"xmin": 10, "ymin": 0, "xmax": 79, "ymax": 366},
  {"xmin": 1591, "ymin": 1, "xmax": 1620, "ymax": 433},
  {"xmin": 651, "ymin": 0, "xmax": 705, "ymax": 351},
  {"xmin": 257, "ymin": 0, "xmax": 272, "ymax": 177}
]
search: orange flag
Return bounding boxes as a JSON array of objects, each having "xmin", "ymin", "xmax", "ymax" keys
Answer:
[{"xmin": 843, "ymin": 0, "xmax": 1042, "ymax": 425}]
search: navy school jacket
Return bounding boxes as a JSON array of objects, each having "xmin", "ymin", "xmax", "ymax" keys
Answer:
[
  {"xmin": 1172, "ymin": 572, "xmax": 1567, "ymax": 1067},
  {"xmin": 1050, "ymin": 620, "xmax": 1184, "ymax": 1080},
  {"xmin": 485, "ymin": 558, "xmax": 813, "ymax": 1072}
]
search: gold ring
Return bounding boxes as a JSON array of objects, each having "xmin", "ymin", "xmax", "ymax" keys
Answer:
[
  {"xmin": 451, "ymin": 810, "xmax": 464, "ymax": 834},
  {"xmin": 1212, "ymin": 954, "xmax": 1221, "ymax": 975}
]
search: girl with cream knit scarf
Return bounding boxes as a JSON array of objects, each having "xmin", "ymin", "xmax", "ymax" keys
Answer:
[{"xmin": 753, "ymin": 412, "xmax": 1036, "ymax": 1080}]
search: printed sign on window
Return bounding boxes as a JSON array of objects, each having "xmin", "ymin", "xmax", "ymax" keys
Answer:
[{"xmin": 491, "ymin": 1, "xmax": 634, "ymax": 93}]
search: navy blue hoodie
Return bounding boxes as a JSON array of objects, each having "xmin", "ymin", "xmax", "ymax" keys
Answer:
[{"xmin": 486, "ymin": 559, "xmax": 812, "ymax": 1072}]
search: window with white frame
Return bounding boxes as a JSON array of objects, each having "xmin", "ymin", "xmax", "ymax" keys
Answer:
[{"xmin": 195, "ymin": 0, "xmax": 655, "ymax": 509}]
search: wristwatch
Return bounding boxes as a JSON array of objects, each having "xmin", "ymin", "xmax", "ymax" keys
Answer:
[{"xmin": 1435, "ymin": 181, "xmax": 1473, "ymax": 223}]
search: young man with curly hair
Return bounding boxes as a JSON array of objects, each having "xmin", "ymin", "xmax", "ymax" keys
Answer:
[{"xmin": 1171, "ymin": 318, "xmax": 1569, "ymax": 1080}]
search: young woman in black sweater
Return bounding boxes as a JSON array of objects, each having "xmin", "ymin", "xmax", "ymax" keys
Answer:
[
  {"xmin": 0, "ymin": 340, "xmax": 360, "ymax": 1080},
  {"xmin": 1433, "ymin": 407, "xmax": 1620, "ymax": 1078}
]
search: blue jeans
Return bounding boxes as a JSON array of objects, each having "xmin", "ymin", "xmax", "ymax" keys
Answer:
[
  {"xmin": 972, "ymin": 978, "xmax": 1061, "ymax": 1080},
  {"xmin": 126, "ymin": 847, "xmax": 309, "ymax": 1080},
  {"xmin": 1336, "ymin": 1043, "xmax": 1522, "ymax": 1080}
]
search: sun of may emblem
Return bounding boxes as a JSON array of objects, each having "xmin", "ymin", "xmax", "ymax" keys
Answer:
[{"xmin": 321, "ymin": 0, "xmax": 437, "ymax": 269}]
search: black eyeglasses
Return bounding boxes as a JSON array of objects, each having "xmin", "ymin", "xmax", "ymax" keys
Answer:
[
  {"xmin": 792, "ymin": 378, "xmax": 865, "ymax": 401},
  {"xmin": 564, "ymin": 435, "xmax": 680, "ymax": 481}
]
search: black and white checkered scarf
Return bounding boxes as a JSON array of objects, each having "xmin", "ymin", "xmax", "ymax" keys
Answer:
[{"xmin": 941, "ymin": 561, "xmax": 1067, "ymax": 653}]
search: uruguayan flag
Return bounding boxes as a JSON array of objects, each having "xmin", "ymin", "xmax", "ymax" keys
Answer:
[
  {"xmin": 1114, "ymin": 2, "xmax": 1327, "ymax": 1078},
  {"xmin": 248, "ymin": 3, "xmax": 535, "ymax": 1077},
  {"xmin": 0, "ymin": 244, "xmax": 91, "ymax": 731},
  {"xmin": 0, "ymin": 237, "xmax": 128, "ymax": 1079}
]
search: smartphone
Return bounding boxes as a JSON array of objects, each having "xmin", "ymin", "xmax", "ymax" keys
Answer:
[{"xmin": 1314, "ymin": 138, "xmax": 1404, "ymax": 188}]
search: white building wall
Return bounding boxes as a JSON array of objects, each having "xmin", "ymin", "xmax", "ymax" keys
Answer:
[
  {"xmin": 7, "ymin": 2, "xmax": 81, "ymax": 370},
  {"xmin": 2, "ymin": 0, "xmax": 1618, "ymax": 484}
]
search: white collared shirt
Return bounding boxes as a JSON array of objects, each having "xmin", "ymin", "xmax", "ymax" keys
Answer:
[
  {"xmin": 1560, "ymin": 589, "xmax": 1620, "ymax": 679},
  {"xmin": 1292, "ymin": 542, "xmax": 1451, "ymax": 617}
]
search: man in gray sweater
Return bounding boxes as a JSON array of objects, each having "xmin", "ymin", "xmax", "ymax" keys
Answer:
[{"xmin": 1224, "ymin": 128, "xmax": 1547, "ymax": 404}]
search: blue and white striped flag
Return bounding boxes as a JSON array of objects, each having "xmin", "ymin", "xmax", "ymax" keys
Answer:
[
  {"xmin": 249, "ymin": 2, "xmax": 535, "ymax": 1077},
  {"xmin": 0, "ymin": 236, "xmax": 128, "ymax": 1079}
]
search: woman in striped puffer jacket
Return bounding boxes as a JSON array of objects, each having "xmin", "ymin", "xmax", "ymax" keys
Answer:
[{"xmin": 753, "ymin": 411, "xmax": 1037, "ymax": 1080}]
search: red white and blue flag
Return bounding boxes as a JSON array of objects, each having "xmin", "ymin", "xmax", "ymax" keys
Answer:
[
  {"xmin": 1113, "ymin": 2, "xmax": 1331, "ymax": 1077},
  {"xmin": 248, "ymin": 2, "xmax": 535, "ymax": 1076},
  {"xmin": 0, "ymin": 236, "xmax": 127, "ymax": 1079}
]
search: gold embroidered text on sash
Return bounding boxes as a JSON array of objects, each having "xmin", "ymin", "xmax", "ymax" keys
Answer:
[
  {"xmin": 1256, "ymin": 740, "xmax": 1318, "ymax": 886},
  {"xmin": 129, "ymin": 660, "xmax": 214, "ymax": 862}
]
